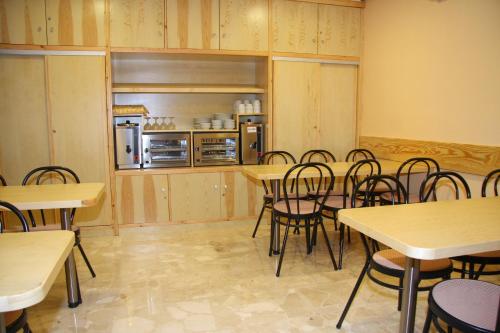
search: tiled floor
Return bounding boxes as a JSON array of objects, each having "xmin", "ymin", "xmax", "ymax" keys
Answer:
[{"xmin": 28, "ymin": 220, "xmax": 498, "ymax": 332}]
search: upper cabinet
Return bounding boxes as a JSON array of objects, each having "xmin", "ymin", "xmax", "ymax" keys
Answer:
[
  {"xmin": 46, "ymin": 0, "xmax": 106, "ymax": 46},
  {"xmin": 318, "ymin": 4, "xmax": 361, "ymax": 57},
  {"xmin": 110, "ymin": 0, "xmax": 165, "ymax": 48},
  {"xmin": 0, "ymin": 0, "xmax": 47, "ymax": 45},
  {"xmin": 272, "ymin": 0, "xmax": 318, "ymax": 54},
  {"xmin": 220, "ymin": 0, "xmax": 268, "ymax": 52},
  {"xmin": 167, "ymin": 0, "xmax": 219, "ymax": 50}
]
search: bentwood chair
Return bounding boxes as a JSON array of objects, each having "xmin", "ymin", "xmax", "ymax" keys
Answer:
[
  {"xmin": 322, "ymin": 159, "xmax": 381, "ymax": 269},
  {"xmin": 336, "ymin": 175, "xmax": 453, "ymax": 329},
  {"xmin": 453, "ymin": 168, "xmax": 500, "ymax": 279},
  {"xmin": 419, "ymin": 171, "xmax": 471, "ymax": 203},
  {"xmin": 0, "ymin": 200, "xmax": 32, "ymax": 333},
  {"xmin": 22, "ymin": 166, "xmax": 96, "ymax": 278},
  {"xmin": 344, "ymin": 148, "xmax": 375, "ymax": 162},
  {"xmin": 423, "ymin": 279, "xmax": 500, "ymax": 333},
  {"xmin": 271, "ymin": 162, "xmax": 338, "ymax": 277},
  {"xmin": 300, "ymin": 149, "xmax": 338, "ymax": 198}
]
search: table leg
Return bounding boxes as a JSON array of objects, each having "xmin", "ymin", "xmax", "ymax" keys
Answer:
[
  {"xmin": 0, "ymin": 313, "xmax": 6, "ymax": 333},
  {"xmin": 60, "ymin": 208, "xmax": 81, "ymax": 308},
  {"xmin": 272, "ymin": 179, "xmax": 280, "ymax": 255},
  {"xmin": 399, "ymin": 257, "xmax": 420, "ymax": 333}
]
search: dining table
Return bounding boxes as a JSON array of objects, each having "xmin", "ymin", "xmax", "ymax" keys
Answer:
[
  {"xmin": 338, "ymin": 196, "xmax": 500, "ymax": 333},
  {"xmin": 0, "ymin": 230, "xmax": 74, "ymax": 333},
  {"xmin": 0, "ymin": 182, "xmax": 105, "ymax": 308}
]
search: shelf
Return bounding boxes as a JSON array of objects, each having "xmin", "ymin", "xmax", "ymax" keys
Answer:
[
  {"xmin": 143, "ymin": 129, "xmax": 238, "ymax": 133},
  {"xmin": 236, "ymin": 113, "xmax": 267, "ymax": 116},
  {"xmin": 112, "ymin": 83, "xmax": 265, "ymax": 94}
]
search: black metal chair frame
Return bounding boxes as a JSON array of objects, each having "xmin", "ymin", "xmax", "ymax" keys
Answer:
[
  {"xmin": 300, "ymin": 149, "xmax": 337, "ymax": 196},
  {"xmin": 345, "ymin": 148, "xmax": 375, "ymax": 162},
  {"xmin": 336, "ymin": 175, "xmax": 453, "ymax": 329},
  {"xmin": 419, "ymin": 170, "xmax": 471, "ymax": 203},
  {"xmin": 22, "ymin": 166, "xmax": 96, "ymax": 278},
  {"xmin": 270, "ymin": 162, "xmax": 338, "ymax": 277}
]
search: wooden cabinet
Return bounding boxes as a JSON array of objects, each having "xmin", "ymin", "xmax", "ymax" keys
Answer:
[
  {"xmin": 45, "ymin": 0, "xmax": 106, "ymax": 46},
  {"xmin": 0, "ymin": 0, "xmax": 47, "ymax": 45},
  {"xmin": 110, "ymin": 0, "xmax": 165, "ymax": 48},
  {"xmin": 272, "ymin": 0, "xmax": 318, "ymax": 54},
  {"xmin": 220, "ymin": 0, "xmax": 268, "ymax": 52},
  {"xmin": 167, "ymin": 0, "xmax": 219, "ymax": 50},
  {"xmin": 318, "ymin": 5, "xmax": 361, "ymax": 57},
  {"xmin": 115, "ymin": 175, "xmax": 169, "ymax": 224}
]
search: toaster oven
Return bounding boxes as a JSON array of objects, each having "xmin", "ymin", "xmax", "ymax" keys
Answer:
[
  {"xmin": 193, "ymin": 132, "xmax": 239, "ymax": 166},
  {"xmin": 142, "ymin": 132, "xmax": 191, "ymax": 168}
]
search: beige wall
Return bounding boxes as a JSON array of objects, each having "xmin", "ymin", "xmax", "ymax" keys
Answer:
[{"xmin": 360, "ymin": 0, "xmax": 500, "ymax": 146}]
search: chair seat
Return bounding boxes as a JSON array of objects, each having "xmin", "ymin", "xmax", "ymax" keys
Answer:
[
  {"xmin": 431, "ymin": 279, "xmax": 500, "ymax": 332},
  {"xmin": 273, "ymin": 200, "xmax": 320, "ymax": 215},
  {"xmin": 469, "ymin": 250, "xmax": 500, "ymax": 258},
  {"xmin": 373, "ymin": 249, "xmax": 452, "ymax": 272},
  {"xmin": 307, "ymin": 188, "xmax": 343, "ymax": 197},
  {"xmin": 4, "ymin": 310, "xmax": 22, "ymax": 326},
  {"xmin": 357, "ymin": 182, "xmax": 392, "ymax": 193},
  {"xmin": 380, "ymin": 192, "xmax": 420, "ymax": 203},
  {"xmin": 264, "ymin": 192, "xmax": 307, "ymax": 200},
  {"xmin": 323, "ymin": 196, "xmax": 362, "ymax": 209}
]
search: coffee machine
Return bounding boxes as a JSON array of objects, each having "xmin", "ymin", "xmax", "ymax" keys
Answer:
[
  {"xmin": 113, "ymin": 114, "xmax": 142, "ymax": 169},
  {"xmin": 239, "ymin": 122, "xmax": 265, "ymax": 164}
]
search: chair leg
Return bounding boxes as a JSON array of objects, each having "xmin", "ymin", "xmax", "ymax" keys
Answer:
[
  {"xmin": 474, "ymin": 263, "xmax": 486, "ymax": 280},
  {"xmin": 252, "ymin": 203, "xmax": 267, "ymax": 238},
  {"xmin": 461, "ymin": 261, "xmax": 466, "ymax": 279},
  {"xmin": 339, "ymin": 223, "xmax": 346, "ymax": 269},
  {"xmin": 422, "ymin": 307, "xmax": 433, "ymax": 333},
  {"xmin": 269, "ymin": 213, "xmax": 275, "ymax": 257},
  {"xmin": 276, "ymin": 220, "xmax": 291, "ymax": 277},
  {"xmin": 333, "ymin": 210, "xmax": 338, "ymax": 230},
  {"xmin": 347, "ymin": 226, "xmax": 351, "ymax": 243},
  {"xmin": 77, "ymin": 243, "xmax": 96, "ymax": 278},
  {"xmin": 305, "ymin": 218, "xmax": 312, "ymax": 254},
  {"xmin": 23, "ymin": 322, "xmax": 32, "ymax": 333},
  {"xmin": 397, "ymin": 277, "xmax": 403, "ymax": 311},
  {"xmin": 319, "ymin": 218, "xmax": 337, "ymax": 270},
  {"xmin": 468, "ymin": 262, "xmax": 475, "ymax": 279}
]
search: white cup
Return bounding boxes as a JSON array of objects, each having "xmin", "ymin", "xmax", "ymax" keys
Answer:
[
  {"xmin": 245, "ymin": 104, "xmax": 253, "ymax": 113},
  {"xmin": 234, "ymin": 100, "xmax": 242, "ymax": 112},
  {"xmin": 243, "ymin": 99, "xmax": 250, "ymax": 105},
  {"xmin": 252, "ymin": 100, "xmax": 260, "ymax": 108},
  {"xmin": 238, "ymin": 103, "xmax": 245, "ymax": 114}
]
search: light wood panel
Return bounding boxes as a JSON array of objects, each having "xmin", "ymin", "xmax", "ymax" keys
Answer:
[
  {"xmin": 359, "ymin": 136, "xmax": 500, "ymax": 176},
  {"xmin": 112, "ymin": 83, "xmax": 265, "ymax": 93},
  {"xmin": 319, "ymin": 63, "xmax": 357, "ymax": 161},
  {"xmin": 220, "ymin": 0, "xmax": 268, "ymax": 51},
  {"xmin": 109, "ymin": 0, "xmax": 165, "ymax": 48},
  {"xmin": 273, "ymin": 60, "xmax": 320, "ymax": 159},
  {"xmin": 115, "ymin": 175, "xmax": 169, "ymax": 224},
  {"xmin": 47, "ymin": 55, "xmax": 111, "ymax": 226},
  {"xmin": 318, "ymin": 4, "xmax": 361, "ymax": 57},
  {"xmin": 272, "ymin": 0, "xmax": 318, "ymax": 54},
  {"xmin": 167, "ymin": 0, "xmax": 219, "ymax": 50},
  {"xmin": 221, "ymin": 171, "xmax": 258, "ymax": 219},
  {"xmin": 0, "ymin": 55, "xmax": 49, "ymax": 185},
  {"xmin": 0, "ymin": 0, "xmax": 47, "ymax": 45},
  {"xmin": 169, "ymin": 172, "xmax": 221, "ymax": 222},
  {"xmin": 46, "ymin": 0, "xmax": 106, "ymax": 46}
]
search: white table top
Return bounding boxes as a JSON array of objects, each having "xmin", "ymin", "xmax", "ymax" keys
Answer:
[
  {"xmin": 338, "ymin": 197, "xmax": 500, "ymax": 260},
  {"xmin": 0, "ymin": 231, "xmax": 74, "ymax": 311},
  {"xmin": 0, "ymin": 183, "xmax": 105, "ymax": 210}
]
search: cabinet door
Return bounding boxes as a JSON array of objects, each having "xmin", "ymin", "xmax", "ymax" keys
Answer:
[
  {"xmin": 319, "ymin": 64, "xmax": 357, "ymax": 161},
  {"xmin": 115, "ymin": 175, "xmax": 169, "ymax": 224},
  {"xmin": 221, "ymin": 171, "xmax": 260, "ymax": 219},
  {"xmin": 110, "ymin": 0, "xmax": 165, "ymax": 48},
  {"xmin": 169, "ymin": 172, "xmax": 221, "ymax": 222},
  {"xmin": 0, "ymin": 0, "xmax": 47, "ymax": 45},
  {"xmin": 220, "ymin": 0, "xmax": 268, "ymax": 51},
  {"xmin": 47, "ymin": 56, "xmax": 111, "ymax": 227},
  {"xmin": 318, "ymin": 5, "xmax": 361, "ymax": 57},
  {"xmin": 272, "ymin": 0, "xmax": 318, "ymax": 54},
  {"xmin": 167, "ymin": 0, "xmax": 219, "ymax": 50},
  {"xmin": 46, "ymin": 0, "xmax": 106, "ymax": 46},
  {"xmin": 273, "ymin": 60, "xmax": 320, "ymax": 159}
]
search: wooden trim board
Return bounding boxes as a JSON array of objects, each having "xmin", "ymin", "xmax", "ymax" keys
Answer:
[{"xmin": 359, "ymin": 136, "xmax": 500, "ymax": 176}]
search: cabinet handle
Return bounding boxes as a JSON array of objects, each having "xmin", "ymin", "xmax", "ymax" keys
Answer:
[
  {"xmin": 47, "ymin": 16, "xmax": 51, "ymax": 21},
  {"xmin": 161, "ymin": 188, "xmax": 166, "ymax": 193},
  {"xmin": 214, "ymin": 184, "xmax": 218, "ymax": 191},
  {"xmin": 312, "ymin": 38, "xmax": 317, "ymax": 43},
  {"xmin": 37, "ymin": 26, "xmax": 42, "ymax": 32}
]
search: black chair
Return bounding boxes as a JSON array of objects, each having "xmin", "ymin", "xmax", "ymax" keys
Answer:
[
  {"xmin": 300, "ymin": 149, "xmax": 339, "ymax": 198},
  {"xmin": 380, "ymin": 157, "xmax": 440, "ymax": 204},
  {"xmin": 345, "ymin": 148, "xmax": 375, "ymax": 162},
  {"xmin": 0, "ymin": 200, "xmax": 32, "ymax": 333},
  {"xmin": 423, "ymin": 279, "xmax": 500, "ymax": 333},
  {"xmin": 0, "ymin": 175, "xmax": 6, "ymax": 186},
  {"xmin": 336, "ymin": 175, "xmax": 453, "ymax": 329},
  {"xmin": 271, "ymin": 162, "xmax": 338, "ymax": 277},
  {"xmin": 453, "ymin": 168, "xmax": 500, "ymax": 279},
  {"xmin": 419, "ymin": 171, "xmax": 471, "ymax": 202},
  {"xmin": 322, "ymin": 159, "xmax": 381, "ymax": 269},
  {"xmin": 22, "ymin": 166, "xmax": 96, "ymax": 278}
]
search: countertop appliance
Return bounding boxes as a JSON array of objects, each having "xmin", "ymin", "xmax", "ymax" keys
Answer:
[
  {"xmin": 193, "ymin": 132, "xmax": 239, "ymax": 166},
  {"xmin": 143, "ymin": 132, "xmax": 191, "ymax": 168},
  {"xmin": 114, "ymin": 115, "xmax": 142, "ymax": 169},
  {"xmin": 240, "ymin": 123, "xmax": 265, "ymax": 164}
]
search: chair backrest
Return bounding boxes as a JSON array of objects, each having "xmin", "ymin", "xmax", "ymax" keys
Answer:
[
  {"xmin": 345, "ymin": 148, "xmax": 375, "ymax": 162},
  {"xmin": 282, "ymin": 162, "xmax": 334, "ymax": 215},
  {"xmin": 300, "ymin": 149, "xmax": 336, "ymax": 163},
  {"xmin": 22, "ymin": 166, "xmax": 80, "ymax": 227},
  {"xmin": 0, "ymin": 201, "xmax": 29, "ymax": 233},
  {"xmin": 342, "ymin": 159, "xmax": 382, "ymax": 208},
  {"xmin": 258, "ymin": 151, "xmax": 297, "ymax": 195},
  {"xmin": 0, "ymin": 175, "xmax": 6, "ymax": 186},
  {"xmin": 396, "ymin": 157, "xmax": 440, "ymax": 203},
  {"xmin": 351, "ymin": 175, "xmax": 409, "ymax": 208},
  {"xmin": 419, "ymin": 171, "xmax": 471, "ymax": 202},
  {"xmin": 481, "ymin": 169, "xmax": 500, "ymax": 197}
]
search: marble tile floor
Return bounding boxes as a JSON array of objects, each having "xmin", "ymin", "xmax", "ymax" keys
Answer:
[{"xmin": 27, "ymin": 220, "xmax": 499, "ymax": 333}]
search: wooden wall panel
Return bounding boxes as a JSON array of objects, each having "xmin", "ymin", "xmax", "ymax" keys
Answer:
[
  {"xmin": 167, "ymin": 0, "xmax": 219, "ymax": 50},
  {"xmin": 359, "ymin": 136, "xmax": 500, "ymax": 176},
  {"xmin": 46, "ymin": 0, "xmax": 106, "ymax": 46},
  {"xmin": 272, "ymin": 0, "xmax": 318, "ymax": 54},
  {"xmin": 47, "ymin": 55, "xmax": 111, "ymax": 226},
  {"xmin": 220, "ymin": 0, "xmax": 268, "ymax": 51},
  {"xmin": 0, "ymin": 55, "xmax": 49, "ymax": 185},
  {"xmin": 0, "ymin": 0, "xmax": 47, "ymax": 45},
  {"xmin": 318, "ymin": 4, "xmax": 361, "ymax": 57},
  {"xmin": 110, "ymin": 0, "xmax": 165, "ymax": 48}
]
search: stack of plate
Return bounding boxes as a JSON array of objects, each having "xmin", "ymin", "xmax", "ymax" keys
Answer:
[
  {"xmin": 214, "ymin": 113, "xmax": 232, "ymax": 120},
  {"xmin": 211, "ymin": 119, "xmax": 223, "ymax": 130},
  {"xmin": 193, "ymin": 117, "xmax": 210, "ymax": 129},
  {"xmin": 224, "ymin": 119, "xmax": 235, "ymax": 129}
]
